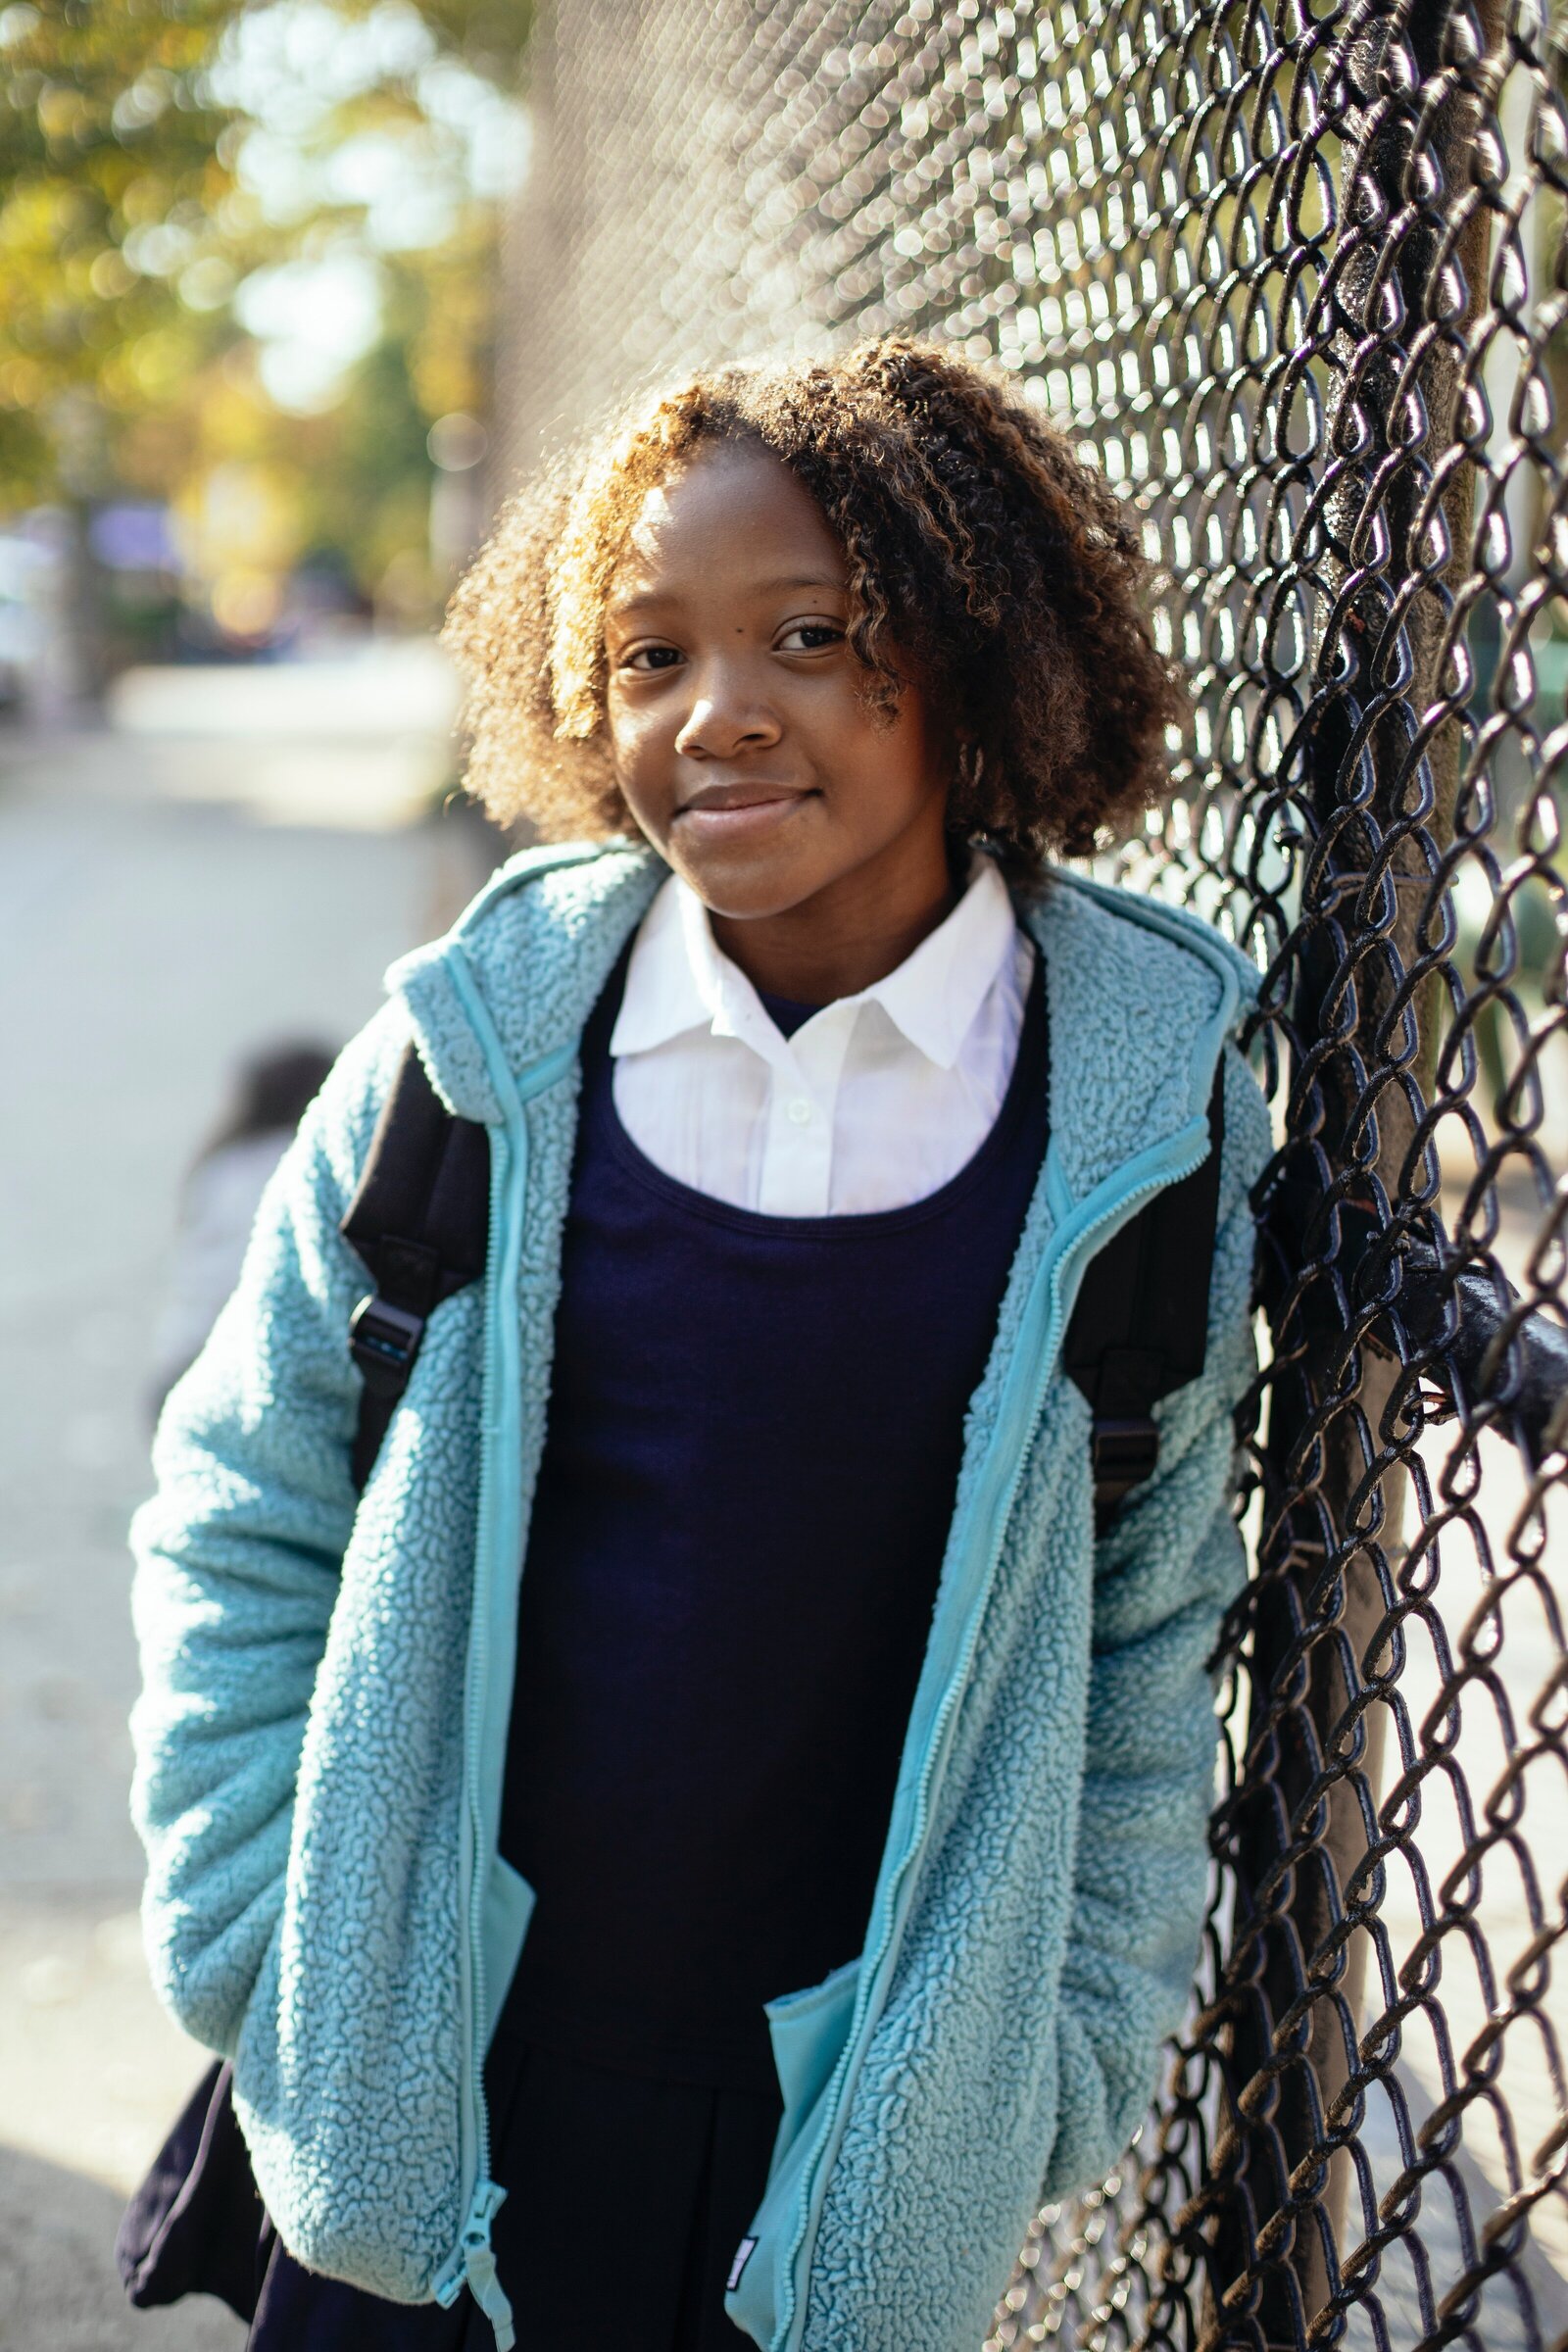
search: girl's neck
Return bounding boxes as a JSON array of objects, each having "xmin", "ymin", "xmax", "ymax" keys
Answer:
[{"xmin": 710, "ymin": 843, "xmax": 962, "ymax": 1004}]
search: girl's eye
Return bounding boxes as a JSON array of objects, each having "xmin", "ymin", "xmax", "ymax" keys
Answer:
[
  {"xmin": 621, "ymin": 645, "xmax": 683, "ymax": 672},
  {"xmin": 777, "ymin": 622, "xmax": 844, "ymax": 653}
]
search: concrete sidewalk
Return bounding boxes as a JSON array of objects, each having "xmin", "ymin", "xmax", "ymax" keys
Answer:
[
  {"xmin": 0, "ymin": 2141, "xmax": 238, "ymax": 2351},
  {"xmin": 0, "ymin": 697, "xmax": 487, "ymax": 2349}
]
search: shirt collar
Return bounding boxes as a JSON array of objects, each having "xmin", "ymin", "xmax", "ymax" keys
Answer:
[
  {"xmin": 608, "ymin": 851, "xmax": 1019, "ymax": 1070},
  {"xmin": 859, "ymin": 852, "xmax": 1019, "ymax": 1068},
  {"xmin": 608, "ymin": 868, "xmax": 754, "ymax": 1057}
]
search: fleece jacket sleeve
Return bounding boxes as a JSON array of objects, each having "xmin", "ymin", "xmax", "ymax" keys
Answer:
[
  {"xmin": 1042, "ymin": 1037, "xmax": 1270, "ymax": 2200},
  {"xmin": 127, "ymin": 1004, "xmax": 405, "ymax": 2058}
]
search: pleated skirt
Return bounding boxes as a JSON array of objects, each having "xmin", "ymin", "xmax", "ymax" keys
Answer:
[{"xmin": 118, "ymin": 2023, "xmax": 782, "ymax": 2352}]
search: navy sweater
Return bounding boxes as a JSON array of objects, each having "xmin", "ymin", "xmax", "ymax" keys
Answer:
[{"xmin": 499, "ymin": 951, "xmax": 1050, "ymax": 2088}]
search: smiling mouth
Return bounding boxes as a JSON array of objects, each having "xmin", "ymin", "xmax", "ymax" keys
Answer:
[{"xmin": 676, "ymin": 782, "xmax": 814, "ymax": 815}]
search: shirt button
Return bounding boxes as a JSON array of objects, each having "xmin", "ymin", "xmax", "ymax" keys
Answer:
[{"xmin": 786, "ymin": 1097, "xmax": 812, "ymax": 1125}]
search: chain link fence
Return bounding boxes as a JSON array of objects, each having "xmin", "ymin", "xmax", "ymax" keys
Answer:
[{"xmin": 493, "ymin": 1, "xmax": 1568, "ymax": 2342}]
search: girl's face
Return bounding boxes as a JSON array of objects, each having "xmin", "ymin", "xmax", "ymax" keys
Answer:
[{"xmin": 603, "ymin": 442, "xmax": 956, "ymax": 934}]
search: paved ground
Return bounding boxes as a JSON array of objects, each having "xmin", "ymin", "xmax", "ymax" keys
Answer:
[{"xmin": 0, "ymin": 667, "xmax": 492, "ymax": 2351}]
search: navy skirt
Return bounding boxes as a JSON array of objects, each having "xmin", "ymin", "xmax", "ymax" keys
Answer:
[{"xmin": 118, "ymin": 2022, "xmax": 781, "ymax": 2351}]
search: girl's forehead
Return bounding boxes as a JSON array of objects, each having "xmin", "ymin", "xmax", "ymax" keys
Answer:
[{"xmin": 611, "ymin": 443, "xmax": 845, "ymax": 596}]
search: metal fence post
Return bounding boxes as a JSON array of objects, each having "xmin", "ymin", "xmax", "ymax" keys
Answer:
[{"xmin": 1217, "ymin": 0, "xmax": 1506, "ymax": 2339}]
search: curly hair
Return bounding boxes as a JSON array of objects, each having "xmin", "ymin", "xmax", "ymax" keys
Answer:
[{"xmin": 443, "ymin": 339, "xmax": 1184, "ymax": 873}]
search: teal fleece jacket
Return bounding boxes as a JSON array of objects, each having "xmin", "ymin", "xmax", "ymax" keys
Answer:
[{"xmin": 128, "ymin": 840, "xmax": 1271, "ymax": 2352}]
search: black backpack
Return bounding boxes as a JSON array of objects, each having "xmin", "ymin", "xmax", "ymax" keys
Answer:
[{"xmin": 341, "ymin": 1049, "xmax": 1226, "ymax": 1527}]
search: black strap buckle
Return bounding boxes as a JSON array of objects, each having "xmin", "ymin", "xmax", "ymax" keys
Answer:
[
  {"xmin": 349, "ymin": 1294, "xmax": 426, "ymax": 1391},
  {"xmin": 1091, "ymin": 1414, "xmax": 1160, "ymax": 1495}
]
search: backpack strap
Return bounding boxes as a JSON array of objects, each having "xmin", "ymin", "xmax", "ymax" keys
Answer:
[
  {"xmin": 1063, "ymin": 1059, "xmax": 1227, "ymax": 1532},
  {"xmin": 339, "ymin": 1043, "xmax": 490, "ymax": 1494}
]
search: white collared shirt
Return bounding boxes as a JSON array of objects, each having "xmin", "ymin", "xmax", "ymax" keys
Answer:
[{"xmin": 609, "ymin": 853, "xmax": 1034, "ymax": 1216}]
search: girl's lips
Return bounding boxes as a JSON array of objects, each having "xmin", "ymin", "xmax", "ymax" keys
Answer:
[{"xmin": 673, "ymin": 787, "xmax": 816, "ymax": 837}]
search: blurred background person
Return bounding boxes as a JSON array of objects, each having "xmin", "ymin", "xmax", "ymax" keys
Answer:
[{"xmin": 146, "ymin": 1042, "xmax": 337, "ymax": 1419}]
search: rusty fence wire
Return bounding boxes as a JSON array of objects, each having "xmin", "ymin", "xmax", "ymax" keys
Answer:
[{"xmin": 494, "ymin": 0, "xmax": 1568, "ymax": 2343}]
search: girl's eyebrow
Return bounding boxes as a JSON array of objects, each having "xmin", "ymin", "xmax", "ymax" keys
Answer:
[
  {"xmin": 608, "ymin": 572, "xmax": 846, "ymax": 617},
  {"xmin": 753, "ymin": 573, "xmax": 846, "ymax": 594}
]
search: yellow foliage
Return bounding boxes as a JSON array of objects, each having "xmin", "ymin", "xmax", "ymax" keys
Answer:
[{"xmin": 0, "ymin": 0, "xmax": 528, "ymax": 595}]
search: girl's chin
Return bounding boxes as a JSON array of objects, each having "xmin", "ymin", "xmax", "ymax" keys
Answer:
[
  {"xmin": 665, "ymin": 816, "xmax": 836, "ymax": 920},
  {"xmin": 678, "ymin": 863, "xmax": 826, "ymax": 922}
]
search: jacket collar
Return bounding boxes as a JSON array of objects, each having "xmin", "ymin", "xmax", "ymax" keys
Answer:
[{"xmin": 387, "ymin": 839, "xmax": 1257, "ymax": 1207}]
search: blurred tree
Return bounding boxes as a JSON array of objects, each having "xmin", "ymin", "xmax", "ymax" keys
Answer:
[
  {"xmin": 0, "ymin": 1, "xmax": 239, "ymax": 498},
  {"xmin": 0, "ymin": 0, "xmax": 530, "ymax": 658}
]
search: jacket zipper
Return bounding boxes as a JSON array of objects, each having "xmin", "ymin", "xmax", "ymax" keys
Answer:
[
  {"xmin": 772, "ymin": 1124, "xmax": 1212, "ymax": 2352},
  {"xmin": 430, "ymin": 945, "xmax": 576, "ymax": 2348}
]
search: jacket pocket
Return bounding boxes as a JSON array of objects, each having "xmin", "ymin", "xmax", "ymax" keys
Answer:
[
  {"xmin": 725, "ymin": 1956, "xmax": 861, "ymax": 2344},
  {"xmin": 480, "ymin": 1855, "xmax": 535, "ymax": 2047},
  {"xmin": 764, "ymin": 1957, "xmax": 860, "ymax": 2153}
]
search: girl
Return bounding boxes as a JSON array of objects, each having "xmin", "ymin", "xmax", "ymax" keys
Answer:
[{"xmin": 122, "ymin": 339, "xmax": 1270, "ymax": 2352}]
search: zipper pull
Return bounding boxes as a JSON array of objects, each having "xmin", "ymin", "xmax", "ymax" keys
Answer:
[
  {"xmin": 432, "ymin": 2178, "xmax": 514, "ymax": 2348},
  {"xmin": 465, "ymin": 2237, "xmax": 515, "ymax": 2351}
]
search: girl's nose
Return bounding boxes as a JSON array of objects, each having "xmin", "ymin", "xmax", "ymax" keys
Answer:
[{"xmin": 673, "ymin": 671, "xmax": 782, "ymax": 761}]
